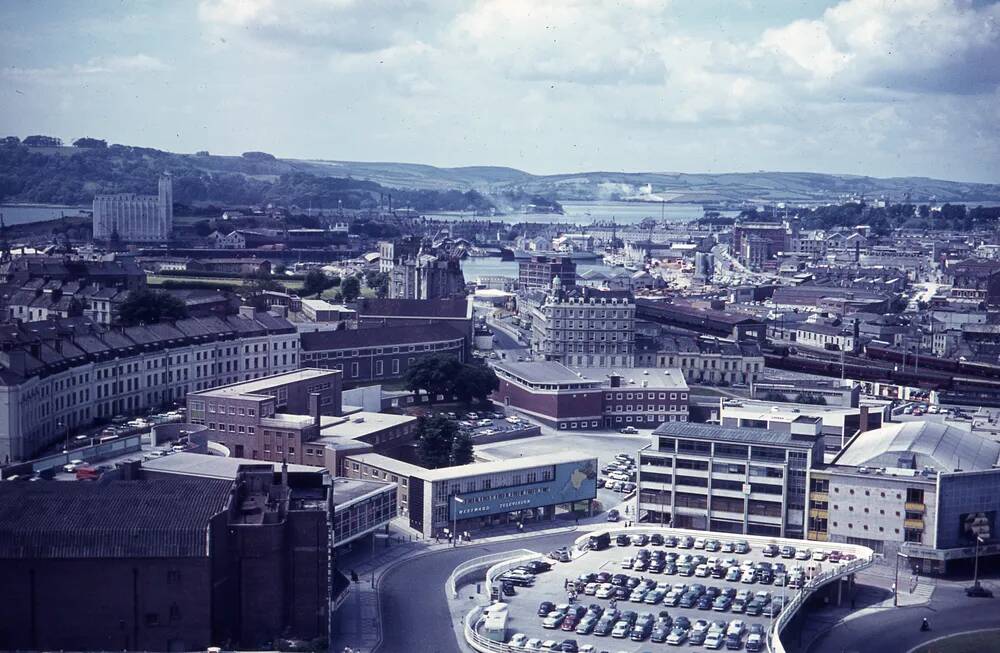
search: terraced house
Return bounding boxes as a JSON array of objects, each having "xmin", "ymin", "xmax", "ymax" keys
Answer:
[{"xmin": 0, "ymin": 308, "xmax": 298, "ymax": 464}]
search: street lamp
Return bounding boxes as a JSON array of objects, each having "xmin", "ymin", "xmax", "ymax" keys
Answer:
[
  {"xmin": 972, "ymin": 534, "xmax": 984, "ymax": 591},
  {"xmin": 893, "ymin": 549, "xmax": 910, "ymax": 607},
  {"xmin": 452, "ymin": 496, "xmax": 464, "ymax": 548}
]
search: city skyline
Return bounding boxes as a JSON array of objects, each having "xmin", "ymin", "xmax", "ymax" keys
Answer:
[{"xmin": 2, "ymin": 0, "xmax": 999, "ymax": 183}]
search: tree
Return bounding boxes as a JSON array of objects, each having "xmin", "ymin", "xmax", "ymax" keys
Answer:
[
  {"xmin": 73, "ymin": 137, "xmax": 107, "ymax": 149},
  {"xmin": 404, "ymin": 355, "xmax": 464, "ymax": 404},
  {"xmin": 453, "ymin": 363, "xmax": 500, "ymax": 405},
  {"xmin": 365, "ymin": 270, "xmax": 390, "ymax": 298},
  {"xmin": 243, "ymin": 268, "xmax": 281, "ymax": 294},
  {"xmin": 274, "ymin": 263, "xmax": 287, "ymax": 275},
  {"xmin": 341, "ymin": 275, "xmax": 361, "ymax": 302},
  {"xmin": 450, "ymin": 431, "xmax": 474, "ymax": 466},
  {"xmin": 303, "ymin": 269, "xmax": 331, "ymax": 297},
  {"xmin": 794, "ymin": 392, "xmax": 827, "ymax": 405},
  {"xmin": 416, "ymin": 415, "xmax": 458, "ymax": 469},
  {"xmin": 117, "ymin": 288, "xmax": 189, "ymax": 326}
]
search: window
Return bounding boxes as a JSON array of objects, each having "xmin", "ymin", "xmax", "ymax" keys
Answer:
[{"xmin": 375, "ymin": 360, "xmax": 383, "ymax": 376}]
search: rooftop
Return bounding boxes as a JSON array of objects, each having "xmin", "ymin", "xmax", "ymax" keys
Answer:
[
  {"xmin": 142, "ymin": 451, "xmax": 324, "ymax": 480},
  {"xmin": 330, "ymin": 476, "xmax": 395, "ymax": 509},
  {"xmin": 493, "ymin": 360, "xmax": 600, "ymax": 385},
  {"xmin": 833, "ymin": 421, "xmax": 1000, "ymax": 473},
  {"xmin": 346, "ymin": 450, "xmax": 597, "ymax": 482},
  {"xmin": 356, "ymin": 297, "xmax": 471, "ymax": 319},
  {"xmin": 652, "ymin": 421, "xmax": 819, "ymax": 449},
  {"xmin": 319, "ymin": 412, "xmax": 416, "ymax": 439},
  {"xmin": 721, "ymin": 399, "xmax": 865, "ymax": 422},
  {"xmin": 0, "ymin": 478, "xmax": 232, "ymax": 559},
  {"xmin": 300, "ymin": 323, "xmax": 466, "ymax": 351},
  {"xmin": 193, "ymin": 368, "xmax": 338, "ymax": 398}
]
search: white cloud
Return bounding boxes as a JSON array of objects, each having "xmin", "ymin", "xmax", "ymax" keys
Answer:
[{"xmin": 3, "ymin": 54, "xmax": 170, "ymax": 84}]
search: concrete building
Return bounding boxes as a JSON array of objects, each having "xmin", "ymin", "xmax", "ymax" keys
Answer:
[
  {"xmin": 388, "ymin": 253, "xmax": 465, "ymax": 300},
  {"xmin": 343, "ymin": 451, "xmax": 598, "ymax": 538},
  {"xmin": 492, "ymin": 361, "xmax": 688, "ymax": 430},
  {"xmin": 93, "ymin": 173, "xmax": 173, "ymax": 243},
  {"xmin": 811, "ymin": 421, "xmax": 1000, "ymax": 572},
  {"xmin": 795, "ymin": 321, "xmax": 858, "ymax": 352},
  {"xmin": 751, "ymin": 378, "xmax": 861, "ymax": 408},
  {"xmin": 0, "ymin": 464, "xmax": 332, "ymax": 651},
  {"xmin": 530, "ymin": 283, "xmax": 635, "ymax": 367},
  {"xmin": 0, "ymin": 310, "xmax": 299, "ymax": 465},
  {"xmin": 638, "ymin": 422, "xmax": 824, "ymax": 539},
  {"xmin": 518, "ymin": 255, "xmax": 577, "ymax": 290}
]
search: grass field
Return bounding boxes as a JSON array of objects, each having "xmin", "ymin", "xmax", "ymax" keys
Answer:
[
  {"xmin": 148, "ymin": 275, "xmax": 303, "ymax": 290},
  {"xmin": 912, "ymin": 629, "xmax": 1000, "ymax": 653}
]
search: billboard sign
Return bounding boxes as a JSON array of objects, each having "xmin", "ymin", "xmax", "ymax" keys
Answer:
[
  {"xmin": 960, "ymin": 511, "xmax": 994, "ymax": 543},
  {"xmin": 450, "ymin": 459, "xmax": 597, "ymax": 520}
]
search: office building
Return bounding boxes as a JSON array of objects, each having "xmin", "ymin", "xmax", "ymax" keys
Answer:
[
  {"xmin": 0, "ymin": 310, "xmax": 299, "ymax": 465},
  {"xmin": 809, "ymin": 420, "xmax": 1000, "ymax": 572},
  {"xmin": 343, "ymin": 451, "xmax": 598, "ymax": 538},
  {"xmin": 638, "ymin": 422, "xmax": 824, "ymax": 539},
  {"xmin": 752, "ymin": 378, "xmax": 861, "ymax": 408},
  {"xmin": 530, "ymin": 283, "xmax": 635, "ymax": 367},
  {"xmin": 518, "ymin": 254, "xmax": 577, "ymax": 290},
  {"xmin": 93, "ymin": 173, "xmax": 173, "ymax": 242},
  {"xmin": 492, "ymin": 361, "xmax": 689, "ymax": 430},
  {"xmin": 635, "ymin": 334, "xmax": 765, "ymax": 386}
]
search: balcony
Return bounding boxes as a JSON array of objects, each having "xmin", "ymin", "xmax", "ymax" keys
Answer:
[
  {"xmin": 807, "ymin": 531, "xmax": 830, "ymax": 542},
  {"xmin": 904, "ymin": 502, "xmax": 925, "ymax": 512},
  {"xmin": 809, "ymin": 491, "xmax": 829, "ymax": 503},
  {"xmin": 809, "ymin": 508, "xmax": 829, "ymax": 519},
  {"xmin": 904, "ymin": 518, "xmax": 924, "ymax": 530}
]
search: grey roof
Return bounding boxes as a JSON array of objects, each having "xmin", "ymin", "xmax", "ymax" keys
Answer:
[
  {"xmin": 834, "ymin": 421, "xmax": 1000, "ymax": 472},
  {"xmin": 493, "ymin": 360, "xmax": 598, "ymax": 385},
  {"xmin": 652, "ymin": 421, "xmax": 818, "ymax": 449},
  {"xmin": 0, "ymin": 478, "xmax": 232, "ymax": 559},
  {"xmin": 331, "ymin": 477, "xmax": 394, "ymax": 508},
  {"xmin": 300, "ymin": 323, "xmax": 466, "ymax": 351},
  {"xmin": 143, "ymin": 451, "xmax": 324, "ymax": 480},
  {"xmin": 357, "ymin": 297, "xmax": 470, "ymax": 319}
]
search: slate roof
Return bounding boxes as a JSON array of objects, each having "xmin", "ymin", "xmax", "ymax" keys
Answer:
[
  {"xmin": 0, "ymin": 478, "xmax": 232, "ymax": 559},
  {"xmin": 357, "ymin": 297, "xmax": 470, "ymax": 319},
  {"xmin": 300, "ymin": 323, "xmax": 467, "ymax": 351}
]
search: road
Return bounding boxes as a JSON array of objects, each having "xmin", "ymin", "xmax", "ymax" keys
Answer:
[
  {"xmin": 377, "ymin": 531, "xmax": 575, "ymax": 653},
  {"xmin": 808, "ymin": 582, "xmax": 1000, "ymax": 653}
]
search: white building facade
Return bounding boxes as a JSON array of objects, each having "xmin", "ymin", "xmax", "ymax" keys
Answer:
[{"xmin": 92, "ymin": 173, "xmax": 173, "ymax": 242}]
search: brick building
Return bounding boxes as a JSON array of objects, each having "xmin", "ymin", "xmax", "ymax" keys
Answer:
[
  {"xmin": 492, "ymin": 361, "xmax": 688, "ymax": 430},
  {"xmin": 299, "ymin": 323, "xmax": 468, "ymax": 388},
  {"xmin": 0, "ymin": 465, "xmax": 333, "ymax": 651}
]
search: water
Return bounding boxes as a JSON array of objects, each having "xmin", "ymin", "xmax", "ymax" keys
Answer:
[
  {"xmin": 0, "ymin": 204, "xmax": 90, "ymax": 225},
  {"xmin": 427, "ymin": 201, "xmax": 734, "ymax": 225}
]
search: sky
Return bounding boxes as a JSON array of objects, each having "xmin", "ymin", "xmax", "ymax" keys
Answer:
[{"xmin": 1, "ymin": 0, "xmax": 999, "ymax": 183}]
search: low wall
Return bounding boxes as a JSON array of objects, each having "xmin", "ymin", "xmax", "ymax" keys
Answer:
[
  {"xmin": 471, "ymin": 425, "xmax": 541, "ymax": 445},
  {"xmin": 446, "ymin": 549, "xmax": 538, "ymax": 600}
]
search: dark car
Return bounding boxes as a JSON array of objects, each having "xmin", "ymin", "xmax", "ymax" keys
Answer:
[
  {"xmin": 596, "ymin": 571, "xmax": 612, "ymax": 583},
  {"xmin": 664, "ymin": 535, "xmax": 678, "ymax": 547},
  {"xmin": 745, "ymin": 601, "xmax": 763, "ymax": 617},
  {"xmin": 630, "ymin": 621, "xmax": 653, "ymax": 641},
  {"xmin": 537, "ymin": 601, "xmax": 555, "ymax": 617},
  {"xmin": 594, "ymin": 616, "xmax": 616, "ymax": 636},
  {"xmin": 762, "ymin": 544, "xmax": 779, "ymax": 557},
  {"xmin": 558, "ymin": 639, "xmax": 579, "ymax": 652},
  {"xmin": 697, "ymin": 595, "xmax": 715, "ymax": 610},
  {"xmin": 501, "ymin": 581, "xmax": 516, "ymax": 596},
  {"xmin": 527, "ymin": 560, "xmax": 553, "ymax": 573},
  {"xmin": 651, "ymin": 533, "xmax": 665, "ymax": 546},
  {"xmin": 634, "ymin": 534, "xmax": 649, "ymax": 546},
  {"xmin": 726, "ymin": 633, "xmax": 743, "ymax": 650},
  {"xmin": 616, "ymin": 534, "xmax": 631, "ymax": 547},
  {"xmin": 651, "ymin": 625, "xmax": 671, "ymax": 643},
  {"xmin": 611, "ymin": 573, "xmax": 629, "ymax": 586}
]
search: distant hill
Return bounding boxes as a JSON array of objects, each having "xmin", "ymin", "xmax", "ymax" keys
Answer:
[
  {"xmin": 300, "ymin": 161, "xmax": 1000, "ymax": 203},
  {"xmin": 1, "ymin": 138, "xmax": 997, "ymax": 209}
]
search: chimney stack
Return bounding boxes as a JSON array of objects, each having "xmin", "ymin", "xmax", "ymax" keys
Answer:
[{"xmin": 309, "ymin": 392, "xmax": 321, "ymax": 428}]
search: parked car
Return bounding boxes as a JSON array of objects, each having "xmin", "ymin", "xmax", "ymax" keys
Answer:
[
  {"xmin": 542, "ymin": 611, "xmax": 566, "ymax": 629},
  {"xmin": 620, "ymin": 426, "xmax": 639, "ymax": 434},
  {"xmin": 606, "ymin": 509, "xmax": 620, "ymax": 522}
]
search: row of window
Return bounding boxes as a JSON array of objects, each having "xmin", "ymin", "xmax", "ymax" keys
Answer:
[{"xmin": 605, "ymin": 392, "xmax": 687, "ymax": 401}]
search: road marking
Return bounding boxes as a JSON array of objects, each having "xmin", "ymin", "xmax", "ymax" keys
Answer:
[{"xmin": 904, "ymin": 627, "xmax": 1000, "ymax": 653}]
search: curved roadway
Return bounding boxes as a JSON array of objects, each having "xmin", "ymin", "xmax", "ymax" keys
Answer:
[
  {"xmin": 808, "ymin": 582, "xmax": 1000, "ymax": 653},
  {"xmin": 378, "ymin": 532, "xmax": 573, "ymax": 653}
]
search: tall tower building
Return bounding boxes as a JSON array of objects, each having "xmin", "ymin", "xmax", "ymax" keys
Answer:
[{"xmin": 92, "ymin": 172, "xmax": 173, "ymax": 243}]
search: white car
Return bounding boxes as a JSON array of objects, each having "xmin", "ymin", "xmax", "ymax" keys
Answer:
[
  {"xmin": 727, "ymin": 620, "xmax": 746, "ymax": 637},
  {"xmin": 694, "ymin": 537, "xmax": 707, "ymax": 549},
  {"xmin": 795, "ymin": 548, "xmax": 812, "ymax": 560},
  {"xmin": 704, "ymin": 631, "xmax": 725, "ymax": 649},
  {"xmin": 579, "ymin": 646, "xmax": 597, "ymax": 653},
  {"xmin": 596, "ymin": 583, "xmax": 615, "ymax": 598},
  {"xmin": 812, "ymin": 550, "xmax": 828, "ymax": 561},
  {"xmin": 62, "ymin": 459, "xmax": 85, "ymax": 473},
  {"xmin": 540, "ymin": 641, "xmax": 559, "ymax": 651},
  {"xmin": 740, "ymin": 570, "xmax": 756, "ymax": 584},
  {"xmin": 611, "ymin": 620, "xmax": 632, "ymax": 638},
  {"xmin": 695, "ymin": 564, "xmax": 710, "ymax": 577},
  {"xmin": 542, "ymin": 611, "xmax": 564, "ymax": 629},
  {"xmin": 509, "ymin": 633, "xmax": 529, "ymax": 648}
]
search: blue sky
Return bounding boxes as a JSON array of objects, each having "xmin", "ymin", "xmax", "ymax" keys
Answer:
[{"xmin": 2, "ymin": 0, "xmax": 998, "ymax": 182}]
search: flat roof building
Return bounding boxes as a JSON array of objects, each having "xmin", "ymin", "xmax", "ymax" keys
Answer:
[{"xmin": 343, "ymin": 451, "xmax": 598, "ymax": 538}]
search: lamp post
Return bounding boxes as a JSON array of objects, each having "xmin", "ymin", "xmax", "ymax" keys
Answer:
[
  {"xmin": 452, "ymin": 496, "xmax": 464, "ymax": 548},
  {"xmin": 893, "ymin": 549, "xmax": 910, "ymax": 607},
  {"xmin": 972, "ymin": 535, "xmax": 984, "ymax": 591}
]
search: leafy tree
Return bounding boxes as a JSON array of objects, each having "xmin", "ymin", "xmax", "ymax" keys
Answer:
[
  {"xmin": 794, "ymin": 392, "xmax": 827, "ymax": 405},
  {"xmin": 273, "ymin": 263, "xmax": 287, "ymax": 275},
  {"xmin": 364, "ymin": 270, "xmax": 390, "ymax": 298},
  {"xmin": 450, "ymin": 431, "xmax": 474, "ymax": 466},
  {"xmin": 404, "ymin": 355, "xmax": 464, "ymax": 404},
  {"xmin": 193, "ymin": 220, "xmax": 213, "ymax": 237},
  {"xmin": 73, "ymin": 137, "xmax": 107, "ymax": 149},
  {"xmin": 341, "ymin": 275, "xmax": 361, "ymax": 302},
  {"xmin": 243, "ymin": 268, "xmax": 281, "ymax": 294},
  {"xmin": 117, "ymin": 289, "xmax": 189, "ymax": 326},
  {"xmin": 303, "ymin": 269, "xmax": 331, "ymax": 297},
  {"xmin": 453, "ymin": 363, "xmax": 500, "ymax": 405},
  {"xmin": 416, "ymin": 415, "xmax": 458, "ymax": 469}
]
